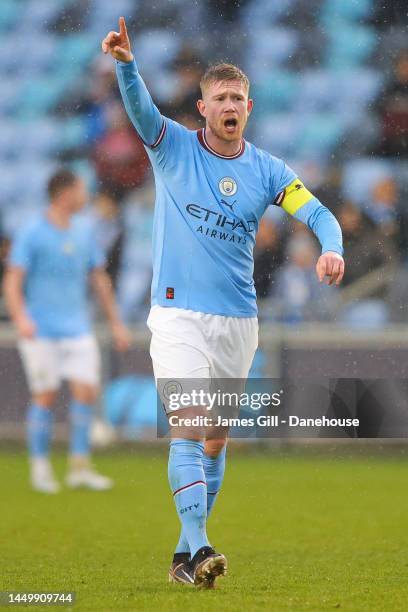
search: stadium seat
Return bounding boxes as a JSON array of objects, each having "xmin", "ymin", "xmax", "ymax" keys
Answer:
[
  {"xmin": 57, "ymin": 34, "xmax": 99, "ymax": 70},
  {"xmin": 295, "ymin": 70, "xmax": 339, "ymax": 113},
  {"xmin": 254, "ymin": 113, "xmax": 300, "ymax": 158},
  {"xmin": 19, "ymin": 0, "xmax": 72, "ymax": 28},
  {"xmin": 242, "ymin": 0, "xmax": 296, "ymax": 28},
  {"xmin": 339, "ymin": 300, "xmax": 390, "ymax": 329},
  {"xmin": 89, "ymin": 0, "xmax": 138, "ymax": 30},
  {"xmin": 296, "ymin": 113, "xmax": 345, "ymax": 159},
  {"xmin": 342, "ymin": 158, "xmax": 395, "ymax": 204},
  {"xmin": 247, "ymin": 28, "xmax": 299, "ymax": 79},
  {"xmin": 0, "ymin": 0, "xmax": 20, "ymax": 32},
  {"xmin": 322, "ymin": 0, "xmax": 373, "ymax": 21},
  {"xmin": 325, "ymin": 23, "xmax": 377, "ymax": 68},
  {"xmin": 15, "ymin": 119, "xmax": 61, "ymax": 157},
  {"xmin": 252, "ymin": 72, "xmax": 297, "ymax": 113},
  {"xmin": 58, "ymin": 117, "xmax": 88, "ymax": 152},
  {"xmin": 295, "ymin": 68, "xmax": 382, "ymax": 114},
  {"xmin": 13, "ymin": 77, "xmax": 66, "ymax": 118},
  {"xmin": 134, "ymin": 29, "xmax": 181, "ymax": 72},
  {"xmin": 0, "ymin": 78, "xmax": 22, "ymax": 115}
]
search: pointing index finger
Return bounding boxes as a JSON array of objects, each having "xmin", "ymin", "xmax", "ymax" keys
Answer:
[{"xmin": 119, "ymin": 16, "xmax": 128, "ymax": 38}]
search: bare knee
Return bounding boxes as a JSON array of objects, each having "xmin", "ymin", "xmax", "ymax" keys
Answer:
[
  {"xmin": 70, "ymin": 382, "xmax": 99, "ymax": 404},
  {"xmin": 204, "ymin": 438, "xmax": 227, "ymax": 458},
  {"xmin": 33, "ymin": 390, "xmax": 58, "ymax": 408}
]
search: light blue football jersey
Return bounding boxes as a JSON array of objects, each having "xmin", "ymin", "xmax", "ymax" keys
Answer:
[
  {"xmin": 9, "ymin": 214, "xmax": 105, "ymax": 337},
  {"xmin": 117, "ymin": 60, "xmax": 343, "ymax": 317}
]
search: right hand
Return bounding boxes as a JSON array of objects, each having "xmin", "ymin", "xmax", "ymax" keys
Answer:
[
  {"xmin": 101, "ymin": 16, "xmax": 133, "ymax": 63},
  {"xmin": 15, "ymin": 314, "xmax": 36, "ymax": 339}
]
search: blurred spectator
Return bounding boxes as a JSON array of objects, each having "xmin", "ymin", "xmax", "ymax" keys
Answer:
[
  {"xmin": 161, "ymin": 46, "xmax": 203, "ymax": 121},
  {"xmin": 376, "ymin": 50, "xmax": 408, "ymax": 157},
  {"xmin": 254, "ymin": 217, "xmax": 284, "ymax": 298},
  {"xmin": 50, "ymin": 0, "xmax": 91, "ymax": 33},
  {"xmin": 87, "ymin": 190, "xmax": 124, "ymax": 288},
  {"xmin": 117, "ymin": 182, "xmax": 155, "ymax": 323},
  {"xmin": 174, "ymin": 112, "xmax": 201, "ymax": 130},
  {"xmin": 361, "ymin": 175, "xmax": 400, "ymax": 239},
  {"xmin": 205, "ymin": 0, "xmax": 250, "ymax": 62},
  {"xmin": 83, "ymin": 57, "xmax": 121, "ymax": 143},
  {"xmin": 267, "ymin": 234, "xmax": 337, "ymax": 323},
  {"xmin": 1, "ymin": 0, "xmax": 407, "ymax": 329},
  {"xmin": 370, "ymin": 0, "xmax": 407, "ymax": 29},
  {"xmin": 338, "ymin": 201, "xmax": 396, "ymax": 287},
  {"xmin": 92, "ymin": 101, "xmax": 150, "ymax": 199}
]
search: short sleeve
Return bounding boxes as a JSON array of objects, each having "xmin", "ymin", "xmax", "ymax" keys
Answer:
[
  {"xmin": 89, "ymin": 239, "xmax": 106, "ymax": 270},
  {"xmin": 8, "ymin": 225, "xmax": 35, "ymax": 270}
]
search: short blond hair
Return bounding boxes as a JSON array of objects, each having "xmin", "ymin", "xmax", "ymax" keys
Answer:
[{"xmin": 200, "ymin": 63, "xmax": 250, "ymax": 95}]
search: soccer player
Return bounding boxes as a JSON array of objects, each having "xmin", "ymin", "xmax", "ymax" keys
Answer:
[
  {"xmin": 102, "ymin": 18, "xmax": 344, "ymax": 587},
  {"xmin": 3, "ymin": 169, "xmax": 131, "ymax": 494}
]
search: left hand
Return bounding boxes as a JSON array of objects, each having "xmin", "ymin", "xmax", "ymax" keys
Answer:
[
  {"xmin": 111, "ymin": 321, "xmax": 132, "ymax": 352},
  {"xmin": 316, "ymin": 251, "xmax": 345, "ymax": 286}
]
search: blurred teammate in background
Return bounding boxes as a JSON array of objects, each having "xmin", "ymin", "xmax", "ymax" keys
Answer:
[
  {"xmin": 102, "ymin": 18, "xmax": 344, "ymax": 588},
  {"xmin": 3, "ymin": 169, "xmax": 131, "ymax": 494}
]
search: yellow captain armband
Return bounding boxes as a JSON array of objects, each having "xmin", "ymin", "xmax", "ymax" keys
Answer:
[{"xmin": 273, "ymin": 178, "xmax": 314, "ymax": 216}]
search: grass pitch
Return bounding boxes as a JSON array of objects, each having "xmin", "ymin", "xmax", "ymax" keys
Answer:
[{"xmin": 1, "ymin": 445, "xmax": 408, "ymax": 611}]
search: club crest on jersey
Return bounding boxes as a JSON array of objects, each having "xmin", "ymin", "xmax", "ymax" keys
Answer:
[
  {"xmin": 219, "ymin": 177, "xmax": 237, "ymax": 197},
  {"xmin": 62, "ymin": 242, "xmax": 74, "ymax": 254}
]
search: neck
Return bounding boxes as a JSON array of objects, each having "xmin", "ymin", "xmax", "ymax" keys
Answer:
[
  {"xmin": 47, "ymin": 204, "xmax": 71, "ymax": 229},
  {"xmin": 204, "ymin": 126, "xmax": 242, "ymax": 157}
]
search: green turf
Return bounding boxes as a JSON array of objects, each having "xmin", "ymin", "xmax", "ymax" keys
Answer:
[{"xmin": 1, "ymin": 447, "xmax": 408, "ymax": 611}]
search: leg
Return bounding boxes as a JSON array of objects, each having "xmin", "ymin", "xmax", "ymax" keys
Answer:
[
  {"xmin": 148, "ymin": 306, "xmax": 227, "ymax": 586},
  {"xmin": 68, "ymin": 380, "xmax": 98, "ymax": 466},
  {"xmin": 28, "ymin": 390, "xmax": 58, "ymax": 456},
  {"xmin": 175, "ymin": 435, "xmax": 227, "ymax": 559},
  {"xmin": 66, "ymin": 380, "xmax": 112, "ymax": 491},
  {"xmin": 203, "ymin": 437, "xmax": 227, "ymax": 517},
  {"xmin": 168, "ymin": 434, "xmax": 210, "ymax": 558},
  {"xmin": 27, "ymin": 390, "xmax": 60, "ymax": 493},
  {"xmin": 18, "ymin": 338, "xmax": 61, "ymax": 493},
  {"xmin": 63, "ymin": 334, "xmax": 100, "ymax": 468},
  {"xmin": 62, "ymin": 335, "xmax": 111, "ymax": 490}
]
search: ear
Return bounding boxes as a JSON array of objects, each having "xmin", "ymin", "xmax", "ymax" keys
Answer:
[
  {"xmin": 247, "ymin": 98, "xmax": 254, "ymax": 115},
  {"xmin": 197, "ymin": 99, "xmax": 206, "ymax": 118}
]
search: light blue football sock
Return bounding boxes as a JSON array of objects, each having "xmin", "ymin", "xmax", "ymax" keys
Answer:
[
  {"xmin": 169, "ymin": 439, "xmax": 210, "ymax": 557},
  {"xmin": 69, "ymin": 401, "xmax": 93, "ymax": 456},
  {"xmin": 203, "ymin": 445, "xmax": 227, "ymax": 516},
  {"xmin": 27, "ymin": 404, "xmax": 53, "ymax": 457},
  {"xmin": 175, "ymin": 445, "xmax": 227, "ymax": 555}
]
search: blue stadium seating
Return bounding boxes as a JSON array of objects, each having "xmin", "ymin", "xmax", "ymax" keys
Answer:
[{"xmin": 0, "ymin": 0, "xmax": 398, "ymax": 237}]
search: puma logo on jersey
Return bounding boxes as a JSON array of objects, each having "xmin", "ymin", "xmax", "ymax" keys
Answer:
[{"xmin": 220, "ymin": 198, "xmax": 236, "ymax": 210}]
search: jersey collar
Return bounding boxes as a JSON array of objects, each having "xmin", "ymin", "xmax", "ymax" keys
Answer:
[{"xmin": 197, "ymin": 128, "xmax": 245, "ymax": 159}]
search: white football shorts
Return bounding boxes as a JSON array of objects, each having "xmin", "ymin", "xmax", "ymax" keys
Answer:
[
  {"xmin": 147, "ymin": 305, "xmax": 258, "ymax": 412},
  {"xmin": 18, "ymin": 334, "xmax": 101, "ymax": 393}
]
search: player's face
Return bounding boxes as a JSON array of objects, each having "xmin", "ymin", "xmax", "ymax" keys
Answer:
[{"xmin": 198, "ymin": 80, "xmax": 253, "ymax": 142}]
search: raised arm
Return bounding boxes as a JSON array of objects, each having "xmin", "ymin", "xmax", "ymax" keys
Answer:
[{"xmin": 102, "ymin": 17, "xmax": 164, "ymax": 147}]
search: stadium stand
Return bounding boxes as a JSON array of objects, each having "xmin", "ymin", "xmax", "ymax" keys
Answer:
[{"xmin": 0, "ymin": 0, "xmax": 406, "ymax": 326}]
